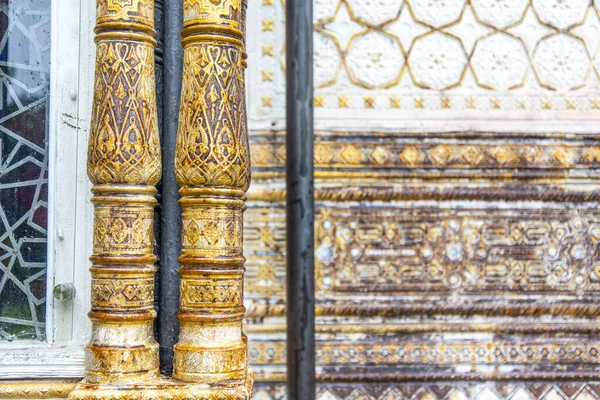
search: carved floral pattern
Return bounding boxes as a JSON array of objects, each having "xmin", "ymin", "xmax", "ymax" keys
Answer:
[
  {"xmin": 72, "ymin": 0, "xmax": 162, "ymax": 391},
  {"xmin": 173, "ymin": 0, "xmax": 251, "ymax": 390},
  {"xmin": 176, "ymin": 43, "xmax": 250, "ymax": 190},
  {"xmin": 88, "ymin": 41, "xmax": 161, "ymax": 185}
]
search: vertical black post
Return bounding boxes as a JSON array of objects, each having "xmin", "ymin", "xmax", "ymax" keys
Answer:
[
  {"xmin": 286, "ymin": 0, "xmax": 315, "ymax": 399},
  {"xmin": 158, "ymin": 0, "xmax": 183, "ymax": 375},
  {"xmin": 153, "ymin": 0, "xmax": 164, "ymax": 343}
]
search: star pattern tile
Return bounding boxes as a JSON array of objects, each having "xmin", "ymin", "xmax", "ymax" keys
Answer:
[
  {"xmin": 384, "ymin": 4, "xmax": 431, "ymax": 52},
  {"xmin": 322, "ymin": 2, "xmax": 365, "ymax": 51},
  {"xmin": 572, "ymin": 9, "xmax": 600, "ymax": 54},
  {"xmin": 508, "ymin": 6, "xmax": 555, "ymax": 54},
  {"xmin": 252, "ymin": 0, "xmax": 600, "ymax": 128},
  {"xmin": 445, "ymin": 4, "xmax": 493, "ymax": 55}
]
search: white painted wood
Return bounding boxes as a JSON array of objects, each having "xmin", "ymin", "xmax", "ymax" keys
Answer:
[
  {"xmin": 71, "ymin": 0, "xmax": 95, "ymax": 350},
  {"xmin": 0, "ymin": 346, "xmax": 83, "ymax": 379},
  {"xmin": 47, "ymin": 0, "xmax": 82, "ymax": 343}
]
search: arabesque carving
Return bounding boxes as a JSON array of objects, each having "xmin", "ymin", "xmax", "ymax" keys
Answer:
[
  {"xmin": 69, "ymin": 0, "xmax": 253, "ymax": 398},
  {"xmin": 69, "ymin": 0, "xmax": 162, "ymax": 393},
  {"xmin": 172, "ymin": 0, "xmax": 252, "ymax": 393}
]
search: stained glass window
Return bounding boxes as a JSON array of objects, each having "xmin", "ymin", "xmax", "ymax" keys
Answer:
[{"xmin": 0, "ymin": 0, "xmax": 51, "ymax": 341}]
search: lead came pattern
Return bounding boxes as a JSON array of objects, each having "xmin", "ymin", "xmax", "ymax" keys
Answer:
[
  {"xmin": 250, "ymin": 0, "xmax": 600, "ymax": 129},
  {"xmin": 0, "ymin": 0, "xmax": 51, "ymax": 340}
]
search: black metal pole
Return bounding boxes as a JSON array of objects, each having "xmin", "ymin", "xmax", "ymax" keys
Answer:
[
  {"xmin": 158, "ymin": 0, "xmax": 183, "ymax": 375},
  {"xmin": 153, "ymin": 0, "xmax": 164, "ymax": 343},
  {"xmin": 286, "ymin": 0, "xmax": 315, "ymax": 398}
]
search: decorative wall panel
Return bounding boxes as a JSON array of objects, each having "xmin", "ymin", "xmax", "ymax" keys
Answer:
[
  {"xmin": 243, "ymin": 0, "xmax": 600, "ymax": 398},
  {"xmin": 0, "ymin": 0, "xmax": 51, "ymax": 341},
  {"xmin": 247, "ymin": 0, "xmax": 600, "ymax": 132},
  {"xmin": 247, "ymin": 204, "xmax": 600, "ymax": 298}
]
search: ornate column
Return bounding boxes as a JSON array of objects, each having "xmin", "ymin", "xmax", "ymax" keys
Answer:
[
  {"xmin": 70, "ymin": 0, "xmax": 252, "ymax": 397},
  {"xmin": 70, "ymin": 0, "xmax": 161, "ymax": 396},
  {"xmin": 173, "ymin": 0, "xmax": 253, "ymax": 392}
]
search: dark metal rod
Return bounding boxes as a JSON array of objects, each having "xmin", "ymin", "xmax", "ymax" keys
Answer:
[
  {"xmin": 153, "ymin": 0, "xmax": 164, "ymax": 344},
  {"xmin": 158, "ymin": 0, "xmax": 183, "ymax": 375},
  {"xmin": 285, "ymin": 0, "xmax": 315, "ymax": 398}
]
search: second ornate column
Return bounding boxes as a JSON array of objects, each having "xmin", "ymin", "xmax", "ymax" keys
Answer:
[{"xmin": 173, "ymin": 0, "xmax": 252, "ymax": 391}]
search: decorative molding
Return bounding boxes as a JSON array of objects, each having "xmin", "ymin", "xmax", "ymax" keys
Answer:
[
  {"xmin": 0, "ymin": 382, "xmax": 77, "ymax": 399},
  {"xmin": 254, "ymin": 382, "xmax": 600, "ymax": 400},
  {"xmin": 249, "ymin": 340, "xmax": 600, "ymax": 366},
  {"xmin": 251, "ymin": 170, "xmax": 600, "ymax": 181},
  {"xmin": 244, "ymin": 323, "xmax": 600, "ymax": 335},
  {"xmin": 245, "ymin": 301, "xmax": 600, "ymax": 319},
  {"xmin": 251, "ymin": 140, "xmax": 600, "ymax": 169},
  {"xmin": 0, "ymin": 349, "xmax": 84, "ymax": 380},
  {"xmin": 8, "ymin": 380, "xmax": 600, "ymax": 399},
  {"xmin": 246, "ymin": 186, "xmax": 600, "ymax": 203}
]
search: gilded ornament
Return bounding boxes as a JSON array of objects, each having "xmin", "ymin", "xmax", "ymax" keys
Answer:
[
  {"xmin": 0, "ymin": 382, "xmax": 78, "ymax": 399},
  {"xmin": 69, "ymin": 0, "xmax": 161, "ymax": 397},
  {"xmin": 173, "ymin": 0, "xmax": 252, "ymax": 395}
]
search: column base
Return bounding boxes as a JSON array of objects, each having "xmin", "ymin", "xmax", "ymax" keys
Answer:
[{"xmin": 68, "ymin": 371, "xmax": 253, "ymax": 400}]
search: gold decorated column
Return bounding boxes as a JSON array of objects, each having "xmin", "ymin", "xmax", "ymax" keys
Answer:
[
  {"xmin": 70, "ymin": 0, "xmax": 161, "ymax": 394},
  {"xmin": 173, "ymin": 0, "xmax": 252, "ymax": 390}
]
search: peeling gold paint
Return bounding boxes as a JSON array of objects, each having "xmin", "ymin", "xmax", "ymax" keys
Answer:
[
  {"xmin": 0, "ymin": 382, "xmax": 78, "ymax": 399},
  {"xmin": 172, "ymin": 0, "xmax": 252, "ymax": 395},
  {"xmin": 68, "ymin": 0, "xmax": 252, "ymax": 398}
]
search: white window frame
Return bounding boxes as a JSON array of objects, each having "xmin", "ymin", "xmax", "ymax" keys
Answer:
[{"xmin": 0, "ymin": 0, "xmax": 95, "ymax": 379}]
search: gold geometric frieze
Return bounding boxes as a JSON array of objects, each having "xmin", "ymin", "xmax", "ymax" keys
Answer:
[
  {"xmin": 91, "ymin": 278, "xmax": 155, "ymax": 309},
  {"xmin": 248, "ymin": 340, "xmax": 600, "ymax": 366},
  {"xmin": 181, "ymin": 207, "xmax": 243, "ymax": 255},
  {"xmin": 180, "ymin": 277, "xmax": 243, "ymax": 308},
  {"xmin": 244, "ymin": 204, "xmax": 600, "ymax": 300},
  {"xmin": 93, "ymin": 207, "xmax": 154, "ymax": 253},
  {"xmin": 250, "ymin": 139, "xmax": 600, "ymax": 169},
  {"xmin": 5, "ymin": 381, "xmax": 600, "ymax": 400},
  {"xmin": 0, "ymin": 382, "xmax": 78, "ymax": 399}
]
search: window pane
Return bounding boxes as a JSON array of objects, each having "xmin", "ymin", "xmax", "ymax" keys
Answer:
[{"xmin": 0, "ymin": 0, "xmax": 51, "ymax": 341}]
